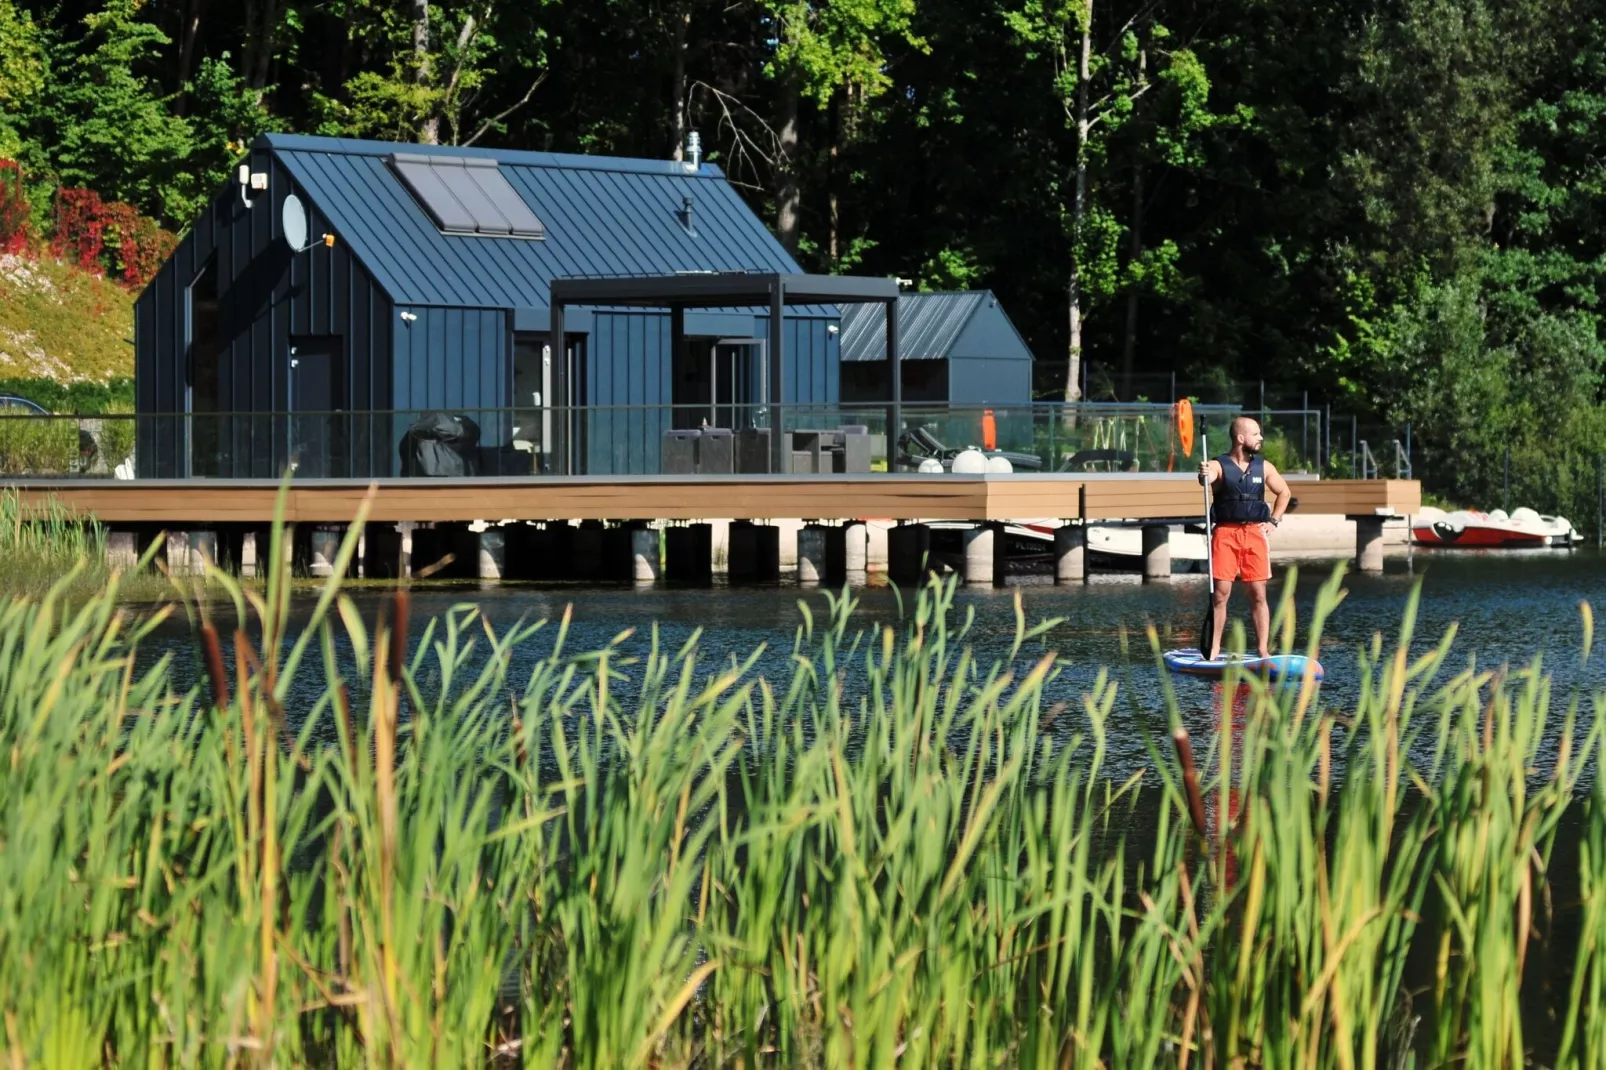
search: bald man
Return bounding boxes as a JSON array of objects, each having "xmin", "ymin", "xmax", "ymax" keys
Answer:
[{"xmin": 1197, "ymin": 417, "xmax": 1291, "ymax": 660}]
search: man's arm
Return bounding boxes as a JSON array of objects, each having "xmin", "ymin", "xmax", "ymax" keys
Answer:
[
  {"xmin": 1197, "ymin": 458, "xmax": 1222, "ymax": 486},
  {"xmin": 1264, "ymin": 461, "xmax": 1292, "ymax": 521}
]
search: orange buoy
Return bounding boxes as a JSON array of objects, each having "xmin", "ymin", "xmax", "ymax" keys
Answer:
[{"xmin": 982, "ymin": 408, "xmax": 997, "ymax": 451}]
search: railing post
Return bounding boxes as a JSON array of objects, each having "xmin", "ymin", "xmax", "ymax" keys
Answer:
[{"xmin": 1503, "ymin": 446, "xmax": 1510, "ymax": 511}]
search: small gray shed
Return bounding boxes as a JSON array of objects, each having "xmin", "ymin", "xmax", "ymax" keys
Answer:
[{"xmin": 838, "ymin": 290, "xmax": 1034, "ymax": 405}]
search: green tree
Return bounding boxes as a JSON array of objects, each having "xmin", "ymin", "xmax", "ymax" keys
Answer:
[
  {"xmin": 0, "ymin": 0, "xmax": 46, "ymax": 159},
  {"xmin": 762, "ymin": 0, "xmax": 921, "ymax": 252},
  {"xmin": 30, "ymin": 0, "xmax": 196, "ymax": 221},
  {"xmin": 312, "ymin": 0, "xmax": 550, "ymax": 146}
]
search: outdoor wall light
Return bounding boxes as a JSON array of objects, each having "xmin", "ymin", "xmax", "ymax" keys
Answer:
[
  {"xmin": 827, "ymin": 324, "xmax": 839, "ymax": 335},
  {"xmin": 399, "ymin": 311, "xmax": 418, "ymax": 324},
  {"xmin": 237, "ymin": 164, "xmax": 268, "ymax": 208}
]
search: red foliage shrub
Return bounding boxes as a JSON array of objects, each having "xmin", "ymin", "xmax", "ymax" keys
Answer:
[
  {"xmin": 50, "ymin": 186, "xmax": 175, "ymax": 289},
  {"xmin": 0, "ymin": 161, "xmax": 31, "ymax": 255},
  {"xmin": 52, "ymin": 187, "xmax": 107, "ymax": 275}
]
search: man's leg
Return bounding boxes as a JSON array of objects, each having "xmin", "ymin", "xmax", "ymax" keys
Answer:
[
  {"xmin": 1209, "ymin": 579, "xmax": 1233, "ymax": 661},
  {"xmin": 1247, "ymin": 579, "xmax": 1270, "ymax": 658}
]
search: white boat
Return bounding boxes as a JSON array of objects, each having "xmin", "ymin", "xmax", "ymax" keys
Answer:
[
  {"xmin": 1411, "ymin": 506, "xmax": 1576, "ymax": 548},
  {"xmin": 1080, "ymin": 524, "xmax": 1208, "ymax": 574}
]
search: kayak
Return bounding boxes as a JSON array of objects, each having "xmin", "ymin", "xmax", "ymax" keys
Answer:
[{"xmin": 1163, "ymin": 648, "xmax": 1324, "ymax": 681}]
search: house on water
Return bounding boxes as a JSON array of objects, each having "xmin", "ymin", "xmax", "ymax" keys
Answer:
[
  {"xmin": 838, "ymin": 290, "xmax": 1035, "ymax": 406},
  {"xmin": 133, "ymin": 133, "xmax": 860, "ymax": 478}
]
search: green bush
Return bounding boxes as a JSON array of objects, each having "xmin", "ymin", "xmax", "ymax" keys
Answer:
[
  {"xmin": 0, "ymin": 376, "xmax": 135, "ymax": 413},
  {"xmin": 0, "ymin": 415, "xmax": 80, "ymax": 474}
]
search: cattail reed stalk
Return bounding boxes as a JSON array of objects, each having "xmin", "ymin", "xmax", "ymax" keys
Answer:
[
  {"xmin": 1173, "ymin": 727, "xmax": 1208, "ymax": 839},
  {"xmin": 198, "ymin": 620, "xmax": 229, "ymax": 712},
  {"xmin": 389, "ymin": 588, "xmax": 410, "ymax": 685}
]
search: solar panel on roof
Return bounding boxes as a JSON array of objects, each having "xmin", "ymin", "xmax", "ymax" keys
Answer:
[
  {"xmin": 388, "ymin": 154, "xmax": 545, "ymax": 240},
  {"xmin": 463, "ymin": 162, "xmax": 546, "ymax": 237}
]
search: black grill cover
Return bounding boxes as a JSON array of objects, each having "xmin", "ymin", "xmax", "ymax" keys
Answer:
[{"xmin": 399, "ymin": 412, "xmax": 482, "ymax": 476}]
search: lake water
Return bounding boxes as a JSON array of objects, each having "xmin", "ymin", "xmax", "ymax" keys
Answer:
[{"xmin": 143, "ymin": 547, "xmax": 1606, "ymax": 781}]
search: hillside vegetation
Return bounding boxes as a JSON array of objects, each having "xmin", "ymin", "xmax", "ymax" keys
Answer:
[{"xmin": 0, "ymin": 253, "xmax": 133, "ymax": 390}]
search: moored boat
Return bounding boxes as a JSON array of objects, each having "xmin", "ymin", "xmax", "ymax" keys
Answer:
[{"xmin": 1411, "ymin": 506, "xmax": 1576, "ymax": 548}]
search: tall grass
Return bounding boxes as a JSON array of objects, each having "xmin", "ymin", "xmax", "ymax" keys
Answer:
[
  {"xmin": 0, "ymin": 489, "xmax": 1602, "ymax": 1066},
  {"xmin": 0, "ymin": 487, "xmax": 166, "ymax": 602}
]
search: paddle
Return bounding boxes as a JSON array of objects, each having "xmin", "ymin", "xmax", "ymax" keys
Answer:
[{"xmin": 1198, "ymin": 432, "xmax": 1217, "ymax": 658}]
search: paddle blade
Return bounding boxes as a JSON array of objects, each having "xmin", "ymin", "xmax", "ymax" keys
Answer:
[{"xmin": 1198, "ymin": 596, "xmax": 1216, "ymax": 657}]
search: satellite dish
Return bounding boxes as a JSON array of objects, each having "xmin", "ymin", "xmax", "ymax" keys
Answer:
[{"xmin": 282, "ymin": 194, "xmax": 308, "ymax": 251}]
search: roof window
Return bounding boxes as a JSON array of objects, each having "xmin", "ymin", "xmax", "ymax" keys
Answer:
[{"xmin": 389, "ymin": 153, "xmax": 545, "ymax": 239}]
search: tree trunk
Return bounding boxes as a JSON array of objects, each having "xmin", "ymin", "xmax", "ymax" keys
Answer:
[
  {"xmin": 246, "ymin": 0, "xmax": 279, "ymax": 91},
  {"xmin": 174, "ymin": 0, "xmax": 208, "ymax": 112},
  {"xmin": 828, "ymin": 90, "xmax": 841, "ymax": 267},
  {"xmin": 413, "ymin": 0, "xmax": 438, "ymax": 144},
  {"xmin": 776, "ymin": 77, "xmax": 801, "ymax": 253},
  {"xmin": 670, "ymin": 4, "xmax": 689, "ymax": 158},
  {"xmin": 1120, "ymin": 161, "xmax": 1142, "ymax": 399},
  {"xmin": 1065, "ymin": 12, "xmax": 1092, "ymax": 411},
  {"xmin": 1120, "ymin": 46, "xmax": 1146, "ymax": 400}
]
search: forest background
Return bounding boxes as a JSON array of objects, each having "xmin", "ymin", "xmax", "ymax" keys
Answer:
[{"xmin": 1, "ymin": 0, "xmax": 1603, "ymax": 519}]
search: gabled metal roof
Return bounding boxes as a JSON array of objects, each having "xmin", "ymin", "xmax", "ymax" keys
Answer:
[
  {"xmin": 259, "ymin": 133, "xmax": 808, "ymax": 312},
  {"xmin": 839, "ymin": 290, "xmax": 1034, "ymax": 362}
]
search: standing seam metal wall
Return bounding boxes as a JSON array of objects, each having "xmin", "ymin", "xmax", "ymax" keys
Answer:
[
  {"xmin": 134, "ymin": 148, "xmax": 394, "ymax": 477},
  {"xmin": 391, "ymin": 306, "xmax": 511, "ymax": 473}
]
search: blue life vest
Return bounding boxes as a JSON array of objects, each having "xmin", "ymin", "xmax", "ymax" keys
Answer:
[{"xmin": 1211, "ymin": 453, "xmax": 1272, "ymax": 524}]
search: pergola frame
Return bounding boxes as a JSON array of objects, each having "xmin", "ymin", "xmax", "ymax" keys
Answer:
[{"xmin": 548, "ymin": 272, "xmax": 901, "ymax": 474}]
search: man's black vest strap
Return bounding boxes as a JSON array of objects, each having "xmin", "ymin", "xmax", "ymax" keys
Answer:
[{"xmin": 1211, "ymin": 453, "xmax": 1272, "ymax": 524}]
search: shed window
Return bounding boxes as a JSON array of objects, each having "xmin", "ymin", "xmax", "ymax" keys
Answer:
[{"xmin": 389, "ymin": 154, "xmax": 546, "ymax": 239}]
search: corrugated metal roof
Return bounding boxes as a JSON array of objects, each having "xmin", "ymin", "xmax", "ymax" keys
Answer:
[
  {"xmin": 841, "ymin": 291, "xmax": 1003, "ymax": 361},
  {"xmin": 260, "ymin": 133, "xmax": 807, "ymax": 312}
]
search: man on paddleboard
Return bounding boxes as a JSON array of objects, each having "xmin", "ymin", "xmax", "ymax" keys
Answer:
[{"xmin": 1197, "ymin": 417, "xmax": 1292, "ymax": 661}]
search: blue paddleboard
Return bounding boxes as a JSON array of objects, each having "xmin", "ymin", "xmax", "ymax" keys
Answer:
[{"xmin": 1162, "ymin": 648, "xmax": 1324, "ymax": 681}]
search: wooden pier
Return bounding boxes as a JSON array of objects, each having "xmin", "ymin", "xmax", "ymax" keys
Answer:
[
  {"xmin": 8, "ymin": 473, "xmax": 1419, "ymax": 524},
  {"xmin": 7, "ymin": 473, "xmax": 1421, "ymax": 583}
]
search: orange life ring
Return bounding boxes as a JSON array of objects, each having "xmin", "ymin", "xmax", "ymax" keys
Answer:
[{"xmin": 982, "ymin": 408, "xmax": 997, "ymax": 451}]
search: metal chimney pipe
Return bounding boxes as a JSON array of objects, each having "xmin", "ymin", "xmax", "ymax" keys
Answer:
[{"xmin": 686, "ymin": 131, "xmax": 702, "ymax": 170}]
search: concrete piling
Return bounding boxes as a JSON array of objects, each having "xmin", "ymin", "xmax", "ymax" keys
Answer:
[
  {"xmin": 1354, "ymin": 516, "xmax": 1386, "ymax": 573},
  {"xmin": 631, "ymin": 525, "xmax": 661, "ymax": 583},
  {"xmin": 1054, "ymin": 523, "xmax": 1086, "ymax": 583},
  {"xmin": 843, "ymin": 520, "xmax": 868, "ymax": 583},
  {"xmin": 308, "ymin": 527, "xmax": 342, "ymax": 578},
  {"xmin": 664, "ymin": 523, "xmax": 713, "ymax": 583},
  {"xmin": 796, "ymin": 525, "xmax": 827, "ymax": 585},
  {"xmin": 473, "ymin": 522, "xmax": 506, "ymax": 581},
  {"xmin": 962, "ymin": 524, "xmax": 999, "ymax": 586},
  {"xmin": 728, "ymin": 521, "xmax": 780, "ymax": 583},
  {"xmin": 888, "ymin": 523, "xmax": 933, "ymax": 587},
  {"xmin": 106, "ymin": 530, "xmax": 138, "ymax": 571},
  {"xmin": 1141, "ymin": 525, "xmax": 1172, "ymax": 581}
]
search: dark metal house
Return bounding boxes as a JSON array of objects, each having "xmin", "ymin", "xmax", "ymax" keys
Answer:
[
  {"xmin": 134, "ymin": 133, "xmax": 841, "ymax": 477},
  {"xmin": 838, "ymin": 291, "xmax": 1034, "ymax": 405}
]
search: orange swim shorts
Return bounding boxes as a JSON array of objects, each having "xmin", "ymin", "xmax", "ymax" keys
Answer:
[{"xmin": 1211, "ymin": 522, "xmax": 1271, "ymax": 583}]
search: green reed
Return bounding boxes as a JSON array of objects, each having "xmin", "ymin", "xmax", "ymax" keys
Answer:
[
  {"xmin": 0, "ymin": 487, "xmax": 1603, "ymax": 1067},
  {"xmin": 0, "ymin": 487, "xmax": 167, "ymax": 602}
]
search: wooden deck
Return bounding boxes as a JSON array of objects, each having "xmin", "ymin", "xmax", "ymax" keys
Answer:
[{"xmin": 6, "ymin": 474, "xmax": 1422, "ymax": 525}]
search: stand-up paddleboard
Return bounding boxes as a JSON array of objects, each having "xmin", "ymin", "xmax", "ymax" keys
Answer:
[{"xmin": 1163, "ymin": 648, "xmax": 1324, "ymax": 681}]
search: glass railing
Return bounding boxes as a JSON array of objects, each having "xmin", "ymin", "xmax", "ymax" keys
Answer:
[{"xmin": 0, "ymin": 401, "xmax": 1353, "ymax": 480}]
